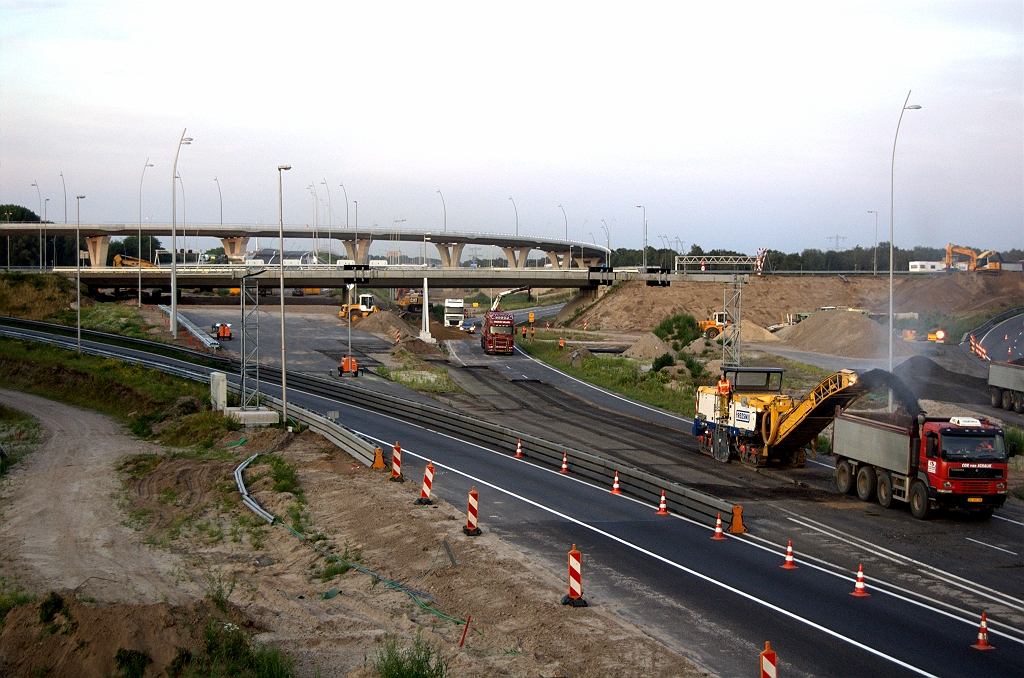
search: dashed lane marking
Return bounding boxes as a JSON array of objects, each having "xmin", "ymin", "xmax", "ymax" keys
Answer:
[{"xmin": 965, "ymin": 537, "xmax": 1018, "ymax": 555}]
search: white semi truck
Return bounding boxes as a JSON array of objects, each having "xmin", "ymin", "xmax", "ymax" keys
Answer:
[{"xmin": 444, "ymin": 299, "xmax": 465, "ymax": 327}]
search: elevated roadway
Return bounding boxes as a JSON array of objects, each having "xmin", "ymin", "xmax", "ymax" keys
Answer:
[{"xmin": 0, "ymin": 222, "xmax": 608, "ymax": 270}]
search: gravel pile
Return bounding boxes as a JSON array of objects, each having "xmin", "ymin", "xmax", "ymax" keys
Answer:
[
  {"xmin": 355, "ymin": 311, "xmax": 419, "ymax": 341},
  {"xmin": 892, "ymin": 355, "xmax": 989, "ymax": 404},
  {"xmin": 782, "ymin": 310, "xmax": 915, "ymax": 359},
  {"xmin": 624, "ymin": 333, "xmax": 674, "ymax": 359}
]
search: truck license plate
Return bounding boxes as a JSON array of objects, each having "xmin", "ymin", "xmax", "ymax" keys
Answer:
[{"xmin": 967, "ymin": 497, "xmax": 983, "ymax": 503}]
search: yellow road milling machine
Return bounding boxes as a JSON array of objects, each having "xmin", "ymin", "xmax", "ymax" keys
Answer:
[{"xmin": 693, "ymin": 366, "xmax": 875, "ymax": 467}]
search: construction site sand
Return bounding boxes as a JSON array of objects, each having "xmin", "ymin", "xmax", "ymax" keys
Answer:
[
  {"xmin": 780, "ymin": 310, "xmax": 917, "ymax": 359},
  {"xmin": 740, "ymin": 320, "xmax": 779, "ymax": 342},
  {"xmin": 623, "ymin": 333, "xmax": 673, "ymax": 359},
  {"xmin": 0, "ymin": 392, "xmax": 700, "ymax": 678},
  {"xmin": 573, "ymin": 272, "xmax": 1024, "ymax": 333},
  {"xmin": 353, "ymin": 310, "xmax": 420, "ymax": 341}
]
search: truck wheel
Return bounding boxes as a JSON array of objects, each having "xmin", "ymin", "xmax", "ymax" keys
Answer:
[
  {"xmin": 876, "ymin": 471, "xmax": 893, "ymax": 508},
  {"xmin": 705, "ymin": 328, "xmax": 720, "ymax": 340},
  {"xmin": 1014, "ymin": 392, "xmax": 1023, "ymax": 414},
  {"xmin": 909, "ymin": 481, "xmax": 931, "ymax": 520},
  {"xmin": 1002, "ymin": 389, "xmax": 1013, "ymax": 410},
  {"xmin": 836, "ymin": 460, "xmax": 855, "ymax": 495},
  {"xmin": 856, "ymin": 466, "xmax": 877, "ymax": 502},
  {"xmin": 991, "ymin": 388, "xmax": 1003, "ymax": 408}
]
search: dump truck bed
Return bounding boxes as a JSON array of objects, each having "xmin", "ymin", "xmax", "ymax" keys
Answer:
[{"xmin": 833, "ymin": 413, "xmax": 914, "ymax": 476}]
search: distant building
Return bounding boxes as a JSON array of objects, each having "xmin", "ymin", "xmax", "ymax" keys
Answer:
[{"xmin": 909, "ymin": 261, "xmax": 946, "ymax": 273}]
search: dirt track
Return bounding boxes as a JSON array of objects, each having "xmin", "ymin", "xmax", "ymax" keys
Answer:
[{"xmin": 0, "ymin": 389, "xmax": 194, "ymax": 604}]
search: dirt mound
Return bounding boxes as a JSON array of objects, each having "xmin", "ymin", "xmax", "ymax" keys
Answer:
[
  {"xmin": 353, "ymin": 310, "xmax": 419, "ymax": 342},
  {"xmin": 782, "ymin": 310, "xmax": 916, "ymax": 359},
  {"xmin": 740, "ymin": 320, "xmax": 779, "ymax": 342},
  {"xmin": 396, "ymin": 337, "xmax": 444, "ymax": 357},
  {"xmin": 573, "ymin": 272, "xmax": 1024, "ymax": 334},
  {"xmin": 893, "ymin": 355, "xmax": 989, "ymax": 404},
  {"xmin": 0, "ymin": 272, "xmax": 76, "ymax": 320},
  {"xmin": 624, "ymin": 333, "xmax": 674, "ymax": 359}
]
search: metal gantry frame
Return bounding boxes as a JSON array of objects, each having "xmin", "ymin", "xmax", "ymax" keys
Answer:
[
  {"xmin": 240, "ymin": 273, "xmax": 261, "ymax": 410},
  {"xmin": 722, "ymin": 279, "xmax": 742, "ymax": 368}
]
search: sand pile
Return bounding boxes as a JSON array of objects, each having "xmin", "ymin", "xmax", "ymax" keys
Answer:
[
  {"xmin": 782, "ymin": 310, "xmax": 915, "ymax": 359},
  {"xmin": 354, "ymin": 310, "xmax": 419, "ymax": 341},
  {"xmin": 624, "ymin": 333, "xmax": 674, "ymax": 360},
  {"xmin": 893, "ymin": 355, "xmax": 989, "ymax": 404},
  {"xmin": 397, "ymin": 337, "xmax": 444, "ymax": 357},
  {"xmin": 740, "ymin": 320, "xmax": 779, "ymax": 342}
]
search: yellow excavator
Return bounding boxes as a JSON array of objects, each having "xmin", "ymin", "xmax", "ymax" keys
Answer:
[
  {"xmin": 945, "ymin": 244, "xmax": 1002, "ymax": 271},
  {"xmin": 112, "ymin": 254, "xmax": 157, "ymax": 268},
  {"xmin": 693, "ymin": 367, "xmax": 875, "ymax": 466}
]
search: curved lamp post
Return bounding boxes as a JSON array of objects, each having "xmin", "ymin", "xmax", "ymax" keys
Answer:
[
  {"xmin": 509, "ymin": 196, "xmax": 519, "ymax": 237},
  {"xmin": 170, "ymin": 129, "xmax": 192, "ymax": 336},
  {"xmin": 600, "ymin": 219, "xmax": 611, "ymax": 267},
  {"xmin": 867, "ymin": 210, "xmax": 878, "ymax": 275},
  {"xmin": 888, "ymin": 91, "xmax": 921, "ymax": 410},
  {"xmin": 138, "ymin": 158, "xmax": 153, "ymax": 306},
  {"xmin": 437, "ymin": 190, "xmax": 446, "ymax": 233},
  {"xmin": 214, "ymin": 176, "xmax": 223, "ymax": 226},
  {"xmin": 558, "ymin": 204, "xmax": 569, "ymax": 268},
  {"xmin": 31, "ymin": 181, "xmax": 41, "ymax": 269},
  {"xmin": 321, "ymin": 179, "xmax": 332, "ymax": 260},
  {"xmin": 76, "ymin": 195, "xmax": 85, "ymax": 352},
  {"xmin": 636, "ymin": 205, "xmax": 647, "ymax": 270}
]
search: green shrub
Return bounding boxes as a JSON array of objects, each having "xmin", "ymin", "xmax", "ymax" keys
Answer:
[
  {"xmin": 114, "ymin": 648, "xmax": 152, "ymax": 678},
  {"xmin": 653, "ymin": 313, "xmax": 701, "ymax": 348},
  {"xmin": 167, "ymin": 618, "xmax": 294, "ymax": 678},
  {"xmin": 681, "ymin": 354, "xmax": 707, "ymax": 379},
  {"xmin": 0, "ymin": 583, "xmax": 34, "ymax": 626},
  {"xmin": 321, "ymin": 559, "xmax": 351, "ymax": 581},
  {"xmin": 651, "ymin": 353, "xmax": 676, "ymax": 372},
  {"xmin": 374, "ymin": 634, "xmax": 449, "ymax": 678},
  {"xmin": 266, "ymin": 456, "xmax": 302, "ymax": 496}
]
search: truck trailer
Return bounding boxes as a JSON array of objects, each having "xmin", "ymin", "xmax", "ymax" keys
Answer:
[
  {"xmin": 988, "ymin": 360, "xmax": 1024, "ymax": 412},
  {"xmin": 833, "ymin": 412, "xmax": 1014, "ymax": 519}
]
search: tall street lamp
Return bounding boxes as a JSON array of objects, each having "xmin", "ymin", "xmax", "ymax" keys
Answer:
[
  {"xmin": 59, "ymin": 172, "xmax": 67, "ymax": 226},
  {"xmin": 437, "ymin": 190, "xmax": 446, "ymax": 233},
  {"xmin": 170, "ymin": 129, "xmax": 192, "ymax": 337},
  {"xmin": 278, "ymin": 164, "xmax": 292, "ymax": 427},
  {"xmin": 214, "ymin": 176, "xmax": 223, "ymax": 226},
  {"xmin": 321, "ymin": 179, "xmax": 332, "ymax": 261},
  {"xmin": 600, "ymin": 219, "xmax": 611, "ymax": 267},
  {"xmin": 31, "ymin": 181, "xmax": 41, "ymax": 269},
  {"xmin": 43, "ymin": 199, "xmax": 49, "ymax": 265},
  {"xmin": 888, "ymin": 91, "xmax": 921, "ymax": 411},
  {"xmin": 558, "ymin": 204, "xmax": 569, "ymax": 267},
  {"xmin": 353, "ymin": 200, "xmax": 358, "ymax": 264},
  {"xmin": 509, "ymin": 196, "xmax": 519, "ymax": 237},
  {"xmin": 636, "ymin": 205, "xmax": 647, "ymax": 270},
  {"xmin": 867, "ymin": 210, "xmax": 878, "ymax": 275},
  {"xmin": 76, "ymin": 195, "xmax": 85, "ymax": 353},
  {"xmin": 139, "ymin": 158, "xmax": 153, "ymax": 306}
]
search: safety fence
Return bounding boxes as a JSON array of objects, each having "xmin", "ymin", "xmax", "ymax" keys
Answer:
[{"xmin": 157, "ymin": 305, "xmax": 221, "ymax": 350}]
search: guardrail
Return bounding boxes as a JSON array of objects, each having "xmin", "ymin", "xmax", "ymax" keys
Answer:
[
  {"xmin": 157, "ymin": 305, "xmax": 220, "ymax": 350},
  {"xmin": 960, "ymin": 305, "xmax": 1024, "ymax": 343},
  {"xmin": 0, "ymin": 320, "xmax": 741, "ymax": 529},
  {"xmin": 234, "ymin": 453, "xmax": 276, "ymax": 523}
]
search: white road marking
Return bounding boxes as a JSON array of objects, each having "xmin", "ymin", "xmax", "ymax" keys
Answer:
[
  {"xmin": 993, "ymin": 514, "xmax": 1024, "ymax": 527},
  {"xmin": 965, "ymin": 537, "xmax": 1018, "ymax": 555},
  {"xmin": 807, "ymin": 458, "xmax": 834, "ymax": 469}
]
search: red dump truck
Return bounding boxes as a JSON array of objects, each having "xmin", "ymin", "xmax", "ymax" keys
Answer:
[
  {"xmin": 833, "ymin": 412, "xmax": 1014, "ymax": 519},
  {"xmin": 481, "ymin": 311, "xmax": 515, "ymax": 355}
]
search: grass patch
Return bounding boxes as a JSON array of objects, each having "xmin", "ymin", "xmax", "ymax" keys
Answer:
[
  {"xmin": 0, "ymin": 578, "xmax": 35, "ymax": 627},
  {"xmin": 0, "ymin": 272, "xmax": 75, "ymax": 320},
  {"xmin": 159, "ymin": 409, "xmax": 242, "ymax": 448},
  {"xmin": 167, "ymin": 617, "xmax": 294, "ymax": 678},
  {"xmin": 653, "ymin": 313, "xmax": 702, "ymax": 351},
  {"xmin": 374, "ymin": 633, "xmax": 449, "ymax": 678},
  {"xmin": 47, "ymin": 302, "xmax": 156, "ymax": 340},
  {"xmin": 518, "ymin": 339, "xmax": 697, "ymax": 416},
  {"xmin": 0, "ymin": 404, "xmax": 42, "ymax": 478}
]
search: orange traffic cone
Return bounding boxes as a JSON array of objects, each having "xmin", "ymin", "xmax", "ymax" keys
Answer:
[
  {"xmin": 515, "ymin": 439, "xmax": 523, "ymax": 458},
  {"xmin": 711, "ymin": 513, "xmax": 726, "ymax": 541},
  {"xmin": 850, "ymin": 564, "xmax": 870, "ymax": 597},
  {"xmin": 655, "ymin": 490, "xmax": 669, "ymax": 515},
  {"xmin": 971, "ymin": 612, "xmax": 994, "ymax": 650},
  {"xmin": 610, "ymin": 471, "xmax": 622, "ymax": 494},
  {"xmin": 781, "ymin": 540, "xmax": 798, "ymax": 569},
  {"xmin": 560, "ymin": 452, "xmax": 569, "ymax": 473}
]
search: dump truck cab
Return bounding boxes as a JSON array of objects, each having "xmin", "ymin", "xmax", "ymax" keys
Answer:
[{"xmin": 920, "ymin": 417, "xmax": 1009, "ymax": 516}]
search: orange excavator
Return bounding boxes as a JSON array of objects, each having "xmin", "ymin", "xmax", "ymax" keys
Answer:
[{"xmin": 945, "ymin": 244, "xmax": 1002, "ymax": 271}]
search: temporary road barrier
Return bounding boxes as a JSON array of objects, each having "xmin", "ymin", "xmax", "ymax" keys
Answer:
[
  {"xmin": 390, "ymin": 442, "xmax": 404, "ymax": 481},
  {"xmin": 371, "ymin": 447, "xmax": 386, "ymax": 469},
  {"xmin": 712, "ymin": 513, "xmax": 726, "ymax": 540},
  {"xmin": 560, "ymin": 452, "xmax": 569, "ymax": 473},
  {"xmin": 781, "ymin": 540, "xmax": 797, "ymax": 569},
  {"xmin": 851, "ymin": 564, "xmax": 870, "ymax": 597},
  {"xmin": 464, "ymin": 486, "xmax": 482, "ymax": 536},
  {"xmin": 561, "ymin": 544, "xmax": 587, "ymax": 607},
  {"xmin": 415, "ymin": 461, "xmax": 435, "ymax": 505},
  {"xmin": 971, "ymin": 612, "xmax": 994, "ymax": 650},
  {"xmin": 759, "ymin": 641, "xmax": 777, "ymax": 678},
  {"xmin": 157, "ymin": 304, "xmax": 221, "ymax": 350},
  {"xmin": 610, "ymin": 471, "xmax": 621, "ymax": 494}
]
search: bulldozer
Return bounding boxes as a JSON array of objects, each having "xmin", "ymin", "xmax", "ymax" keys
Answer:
[
  {"xmin": 699, "ymin": 311, "xmax": 731, "ymax": 339},
  {"xmin": 339, "ymin": 293, "xmax": 380, "ymax": 320}
]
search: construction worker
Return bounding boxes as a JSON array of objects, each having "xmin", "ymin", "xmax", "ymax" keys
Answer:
[
  {"xmin": 522, "ymin": 325, "xmax": 527, "ymax": 342},
  {"xmin": 530, "ymin": 326, "xmax": 535, "ymax": 343},
  {"xmin": 717, "ymin": 374, "xmax": 732, "ymax": 422},
  {"xmin": 717, "ymin": 374, "xmax": 732, "ymax": 396},
  {"xmin": 559, "ymin": 336, "xmax": 565, "ymax": 348}
]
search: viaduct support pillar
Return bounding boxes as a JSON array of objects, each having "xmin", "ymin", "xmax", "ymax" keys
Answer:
[
  {"xmin": 434, "ymin": 242, "xmax": 466, "ymax": 269},
  {"xmin": 220, "ymin": 237, "xmax": 249, "ymax": 261},
  {"xmin": 501, "ymin": 247, "xmax": 531, "ymax": 269},
  {"xmin": 343, "ymin": 239, "xmax": 373, "ymax": 265},
  {"xmin": 85, "ymin": 236, "xmax": 110, "ymax": 268}
]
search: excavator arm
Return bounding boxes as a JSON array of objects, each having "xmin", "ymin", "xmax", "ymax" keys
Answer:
[
  {"xmin": 490, "ymin": 286, "xmax": 530, "ymax": 311},
  {"xmin": 945, "ymin": 244, "xmax": 979, "ymax": 271}
]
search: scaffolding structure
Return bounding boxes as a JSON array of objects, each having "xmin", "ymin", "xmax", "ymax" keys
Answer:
[
  {"xmin": 240, "ymin": 273, "xmax": 261, "ymax": 409},
  {"xmin": 722, "ymin": 281, "xmax": 742, "ymax": 368}
]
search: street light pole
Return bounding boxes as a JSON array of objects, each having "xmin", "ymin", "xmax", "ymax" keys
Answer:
[
  {"xmin": 636, "ymin": 205, "xmax": 647, "ymax": 270},
  {"xmin": 888, "ymin": 91, "xmax": 921, "ymax": 411},
  {"xmin": 170, "ymin": 129, "xmax": 192, "ymax": 337},
  {"xmin": 558, "ymin": 204, "xmax": 569, "ymax": 267},
  {"xmin": 509, "ymin": 196, "xmax": 519, "ymax": 237},
  {"xmin": 31, "ymin": 181, "xmax": 41, "ymax": 269},
  {"xmin": 214, "ymin": 176, "xmax": 223, "ymax": 226},
  {"xmin": 76, "ymin": 195, "xmax": 85, "ymax": 353},
  {"xmin": 600, "ymin": 219, "xmax": 611, "ymax": 267},
  {"xmin": 278, "ymin": 164, "xmax": 292, "ymax": 427},
  {"xmin": 437, "ymin": 190, "xmax": 446, "ymax": 233},
  {"xmin": 353, "ymin": 200, "xmax": 358, "ymax": 264},
  {"xmin": 139, "ymin": 158, "xmax": 153, "ymax": 306},
  {"xmin": 43, "ymin": 199, "xmax": 49, "ymax": 266},
  {"xmin": 339, "ymin": 181, "xmax": 349, "ymax": 261},
  {"xmin": 867, "ymin": 210, "xmax": 878, "ymax": 275},
  {"xmin": 321, "ymin": 179, "xmax": 332, "ymax": 261}
]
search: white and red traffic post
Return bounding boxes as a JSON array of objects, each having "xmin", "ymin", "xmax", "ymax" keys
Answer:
[
  {"xmin": 414, "ymin": 461, "xmax": 434, "ymax": 505},
  {"xmin": 463, "ymin": 486, "xmax": 482, "ymax": 536}
]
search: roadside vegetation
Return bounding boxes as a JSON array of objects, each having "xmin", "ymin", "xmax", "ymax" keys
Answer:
[
  {"xmin": 0, "ymin": 272, "xmax": 75, "ymax": 320},
  {"xmin": 463, "ymin": 289, "xmax": 572, "ymax": 311},
  {"xmin": 894, "ymin": 308, "xmax": 1018, "ymax": 345},
  {"xmin": 48, "ymin": 302, "xmax": 157, "ymax": 340},
  {"xmin": 0, "ymin": 403, "xmax": 41, "ymax": 479},
  {"xmin": 375, "ymin": 348, "xmax": 460, "ymax": 394}
]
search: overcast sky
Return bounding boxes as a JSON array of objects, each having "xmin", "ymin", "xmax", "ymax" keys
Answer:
[{"xmin": 1, "ymin": 0, "xmax": 1021, "ymax": 257}]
